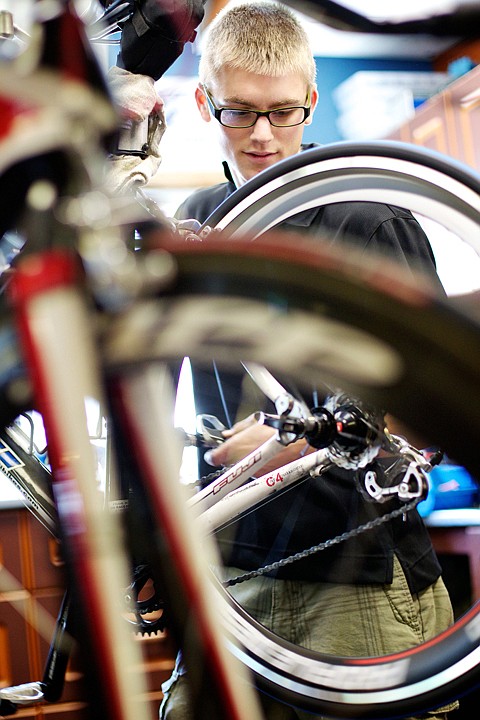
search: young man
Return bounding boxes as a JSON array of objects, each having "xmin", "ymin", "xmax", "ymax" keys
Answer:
[{"xmin": 161, "ymin": 3, "xmax": 457, "ymax": 719}]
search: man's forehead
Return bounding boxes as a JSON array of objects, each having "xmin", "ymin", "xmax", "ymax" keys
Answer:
[{"xmin": 212, "ymin": 69, "xmax": 307, "ymax": 105}]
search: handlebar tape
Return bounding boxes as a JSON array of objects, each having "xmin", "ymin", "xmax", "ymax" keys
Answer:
[{"xmin": 118, "ymin": 0, "xmax": 207, "ymax": 80}]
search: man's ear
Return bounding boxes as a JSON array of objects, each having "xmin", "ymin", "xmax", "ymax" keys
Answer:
[
  {"xmin": 305, "ymin": 85, "xmax": 319, "ymax": 126},
  {"xmin": 195, "ymin": 85, "xmax": 211, "ymax": 122}
]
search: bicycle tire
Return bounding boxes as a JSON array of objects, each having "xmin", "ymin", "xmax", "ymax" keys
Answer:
[
  {"xmin": 103, "ymin": 225, "xmax": 480, "ymax": 718},
  {"xmin": 191, "ymin": 141, "xmax": 480, "ymax": 717},
  {"xmin": 204, "ymin": 140, "xmax": 480, "ymax": 253}
]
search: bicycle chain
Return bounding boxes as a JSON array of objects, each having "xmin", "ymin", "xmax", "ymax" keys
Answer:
[{"xmin": 222, "ymin": 497, "xmax": 420, "ymax": 588}]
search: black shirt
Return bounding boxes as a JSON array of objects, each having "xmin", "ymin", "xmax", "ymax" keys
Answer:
[{"xmin": 176, "ymin": 149, "xmax": 443, "ymax": 592}]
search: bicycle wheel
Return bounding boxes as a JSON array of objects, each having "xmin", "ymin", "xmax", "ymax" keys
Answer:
[
  {"xmin": 1, "ymin": 139, "xmax": 479, "ymax": 718},
  {"xmin": 103, "ymin": 199, "xmax": 480, "ymax": 719}
]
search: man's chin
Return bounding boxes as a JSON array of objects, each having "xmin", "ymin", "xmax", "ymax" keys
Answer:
[
  {"xmin": 243, "ymin": 164, "xmax": 274, "ymax": 182},
  {"xmin": 235, "ymin": 161, "xmax": 276, "ymax": 185}
]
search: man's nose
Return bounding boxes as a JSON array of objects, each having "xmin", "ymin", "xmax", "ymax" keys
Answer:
[{"xmin": 250, "ymin": 115, "xmax": 274, "ymax": 141}]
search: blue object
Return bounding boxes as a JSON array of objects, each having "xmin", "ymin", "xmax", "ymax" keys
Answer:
[
  {"xmin": 418, "ymin": 464, "xmax": 479, "ymax": 517},
  {"xmin": 447, "ymin": 56, "xmax": 476, "ymax": 81}
]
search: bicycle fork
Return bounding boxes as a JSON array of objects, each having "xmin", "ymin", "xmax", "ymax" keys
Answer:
[
  {"xmin": 8, "ymin": 247, "xmax": 152, "ymax": 720},
  {"xmin": 9, "ymin": 243, "xmax": 264, "ymax": 720}
]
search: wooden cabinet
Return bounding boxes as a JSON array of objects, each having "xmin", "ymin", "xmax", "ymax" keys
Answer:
[
  {"xmin": 448, "ymin": 70, "xmax": 480, "ymax": 170},
  {"xmin": 0, "ymin": 507, "xmax": 175, "ymax": 719},
  {"xmin": 389, "ymin": 64, "xmax": 480, "ymax": 172},
  {"xmin": 0, "ymin": 511, "xmax": 64, "ymax": 694}
]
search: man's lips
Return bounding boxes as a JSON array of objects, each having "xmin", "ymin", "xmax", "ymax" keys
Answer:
[{"xmin": 245, "ymin": 151, "xmax": 277, "ymax": 162}]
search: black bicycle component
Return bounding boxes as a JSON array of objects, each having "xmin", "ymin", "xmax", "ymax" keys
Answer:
[
  {"xmin": 0, "ymin": 591, "xmax": 74, "ymax": 712},
  {"xmin": 258, "ymin": 405, "xmax": 345, "ymax": 449},
  {"xmin": 304, "ymin": 407, "xmax": 337, "ymax": 447},
  {"xmin": 0, "ymin": 699, "xmax": 16, "ymax": 716},
  {"xmin": 123, "ymin": 564, "xmax": 168, "ymax": 635},
  {"xmin": 287, "ymin": 0, "xmax": 480, "ymax": 38},
  {"xmin": 332, "ymin": 401, "xmax": 380, "ymax": 453},
  {"xmin": 117, "ymin": 0, "xmax": 207, "ymax": 80},
  {"xmin": 41, "ymin": 591, "xmax": 75, "ymax": 703}
]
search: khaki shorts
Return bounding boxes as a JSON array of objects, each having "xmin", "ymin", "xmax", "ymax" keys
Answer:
[{"xmin": 160, "ymin": 556, "xmax": 459, "ymax": 720}]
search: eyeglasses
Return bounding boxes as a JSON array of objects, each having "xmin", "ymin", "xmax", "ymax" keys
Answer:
[{"xmin": 203, "ymin": 86, "xmax": 311, "ymax": 128}]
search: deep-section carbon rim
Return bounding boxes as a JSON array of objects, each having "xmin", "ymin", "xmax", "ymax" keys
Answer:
[{"xmin": 105, "ymin": 228, "xmax": 480, "ymax": 717}]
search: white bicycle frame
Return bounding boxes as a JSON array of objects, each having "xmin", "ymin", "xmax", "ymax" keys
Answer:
[
  {"xmin": 201, "ymin": 448, "xmax": 332, "ymax": 534},
  {"xmin": 187, "ymin": 361, "xmax": 334, "ymax": 531}
]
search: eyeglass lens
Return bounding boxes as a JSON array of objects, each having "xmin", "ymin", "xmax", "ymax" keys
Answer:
[{"xmin": 220, "ymin": 107, "xmax": 307, "ymax": 127}]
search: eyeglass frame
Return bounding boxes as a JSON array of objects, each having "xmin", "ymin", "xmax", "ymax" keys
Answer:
[{"xmin": 202, "ymin": 85, "xmax": 312, "ymax": 128}]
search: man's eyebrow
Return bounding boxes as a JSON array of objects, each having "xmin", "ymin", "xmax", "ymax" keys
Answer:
[{"xmin": 223, "ymin": 96, "xmax": 302, "ymax": 108}]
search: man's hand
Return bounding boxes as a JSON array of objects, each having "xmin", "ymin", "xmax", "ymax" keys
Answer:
[
  {"xmin": 206, "ymin": 414, "xmax": 313, "ymax": 475},
  {"xmin": 107, "ymin": 67, "xmax": 166, "ymax": 193}
]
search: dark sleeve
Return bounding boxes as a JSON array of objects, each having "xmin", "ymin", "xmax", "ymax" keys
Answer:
[
  {"xmin": 175, "ymin": 183, "xmax": 234, "ymax": 223},
  {"xmin": 368, "ymin": 211, "xmax": 446, "ymax": 295},
  {"xmin": 175, "ymin": 192, "xmax": 206, "ymax": 222},
  {"xmin": 367, "ymin": 211, "xmax": 437, "ymax": 275},
  {"xmin": 319, "ymin": 203, "xmax": 445, "ymax": 294}
]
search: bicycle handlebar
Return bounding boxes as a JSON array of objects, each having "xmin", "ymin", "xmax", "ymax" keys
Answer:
[{"xmin": 97, "ymin": 0, "xmax": 480, "ymax": 47}]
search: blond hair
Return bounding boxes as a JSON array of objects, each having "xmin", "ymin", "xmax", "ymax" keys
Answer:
[{"xmin": 199, "ymin": 1, "xmax": 316, "ymax": 87}]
